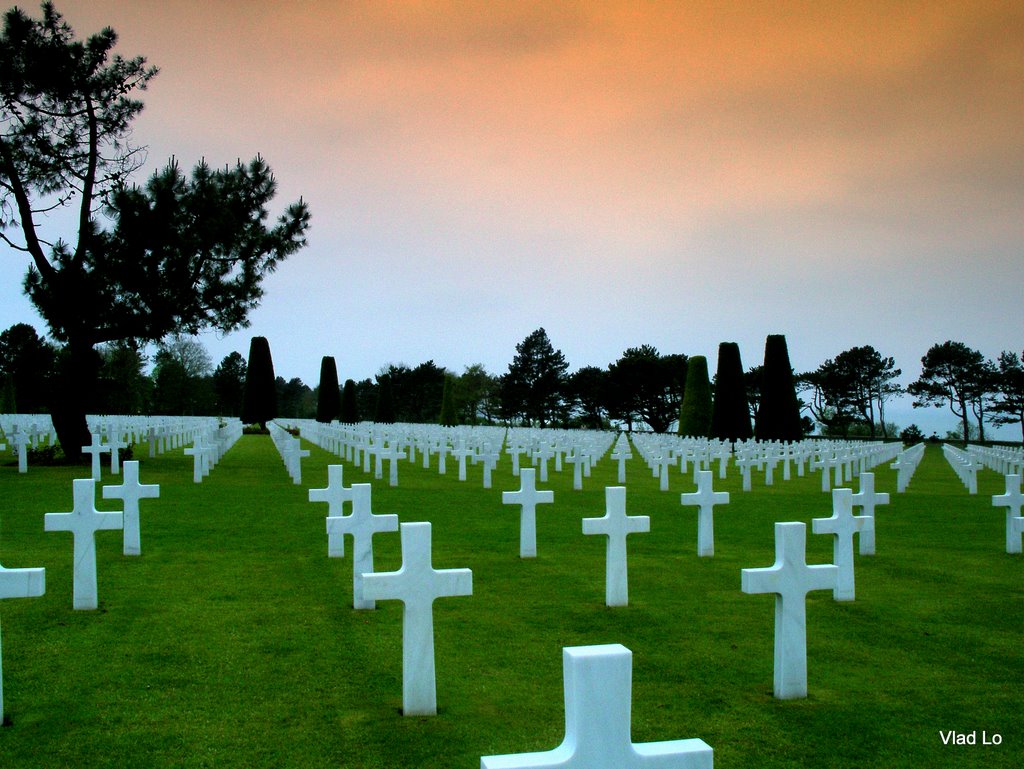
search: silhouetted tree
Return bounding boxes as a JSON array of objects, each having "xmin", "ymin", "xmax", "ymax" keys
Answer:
[
  {"xmin": 992, "ymin": 351, "xmax": 1024, "ymax": 444},
  {"xmin": 374, "ymin": 374, "xmax": 395, "ymax": 423},
  {"xmin": 0, "ymin": 322, "xmax": 56, "ymax": 413},
  {"xmin": 316, "ymin": 356, "xmax": 341, "ymax": 423},
  {"xmin": 456, "ymin": 363, "xmax": 500, "ymax": 425},
  {"xmin": 241, "ymin": 336, "xmax": 276, "ymax": 428},
  {"xmin": 907, "ymin": 341, "xmax": 988, "ymax": 442},
  {"xmin": 755, "ymin": 334, "xmax": 802, "ymax": 441},
  {"xmin": 710, "ymin": 342, "xmax": 752, "ymax": 442},
  {"xmin": 0, "ymin": 4, "xmax": 309, "ymax": 457},
  {"xmin": 501, "ymin": 328, "xmax": 569, "ymax": 427},
  {"xmin": 606, "ymin": 345, "xmax": 687, "ymax": 433},
  {"xmin": 567, "ymin": 365, "xmax": 609, "ymax": 429},
  {"xmin": 212, "ymin": 352, "xmax": 247, "ymax": 416},
  {"xmin": 96, "ymin": 340, "xmax": 148, "ymax": 414},
  {"xmin": 340, "ymin": 378, "xmax": 359, "ymax": 423},
  {"xmin": 678, "ymin": 355, "xmax": 712, "ymax": 437},
  {"xmin": 439, "ymin": 374, "xmax": 459, "ymax": 426}
]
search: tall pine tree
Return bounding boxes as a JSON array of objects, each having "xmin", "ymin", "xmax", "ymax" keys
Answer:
[
  {"xmin": 316, "ymin": 356, "xmax": 341, "ymax": 423},
  {"xmin": 241, "ymin": 337, "xmax": 277, "ymax": 429},
  {"xmin": 754, "ymin": 334, "xmax": 802, "ymax": 441},
  {"xmin": 710, "ymin": 342, "xmax": 752, "ymax": 442}
]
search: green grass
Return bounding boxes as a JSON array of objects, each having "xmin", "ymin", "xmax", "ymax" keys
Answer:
[{"xmin": 0, "ymin": 437, "xmax": 1021, "ymax": 768}]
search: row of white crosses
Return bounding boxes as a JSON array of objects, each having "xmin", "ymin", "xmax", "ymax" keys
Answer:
[
  {"xmin": 268, "ymin": 421, "xmax": 310, "ymax": 483},
  {"xmin": 2, "ymin": 462, "xmax": 159, "ymax": 720},
  {"xmin": 741, "ymin": 472, "xmax": 889, "ymax": 699},
  {"xmin": 966, "ymin": 443, "xmax": 1024, "ymax": 476},
  {"xmin": 182, "ymin": 421, "xmax": 243, "ymax": 483},
  {"xmin": 308, "ymin": 465, "xmax": 472, "ymax": 716},
  {"xmin": 889, "ymin": 442, "xmax": 925, "ymax": 492},
  {"xmin": 942, "ymin": 443, "xmax": 980, "ymax": 493}
]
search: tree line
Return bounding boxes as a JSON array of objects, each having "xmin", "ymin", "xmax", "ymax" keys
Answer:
[{"xmin": 2, "ymin": 321, "xmax": 1022, "ymax": 444}]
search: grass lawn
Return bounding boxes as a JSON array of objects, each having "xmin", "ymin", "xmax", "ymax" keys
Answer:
[{"xmin": 0, "ymin": 435, "xmax": 1020, "ymax": 768}]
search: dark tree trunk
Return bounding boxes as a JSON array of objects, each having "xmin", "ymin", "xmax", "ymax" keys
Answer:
[{"xmin": 50, "ymin": 337, "xmax": 97, "ymax": 463}]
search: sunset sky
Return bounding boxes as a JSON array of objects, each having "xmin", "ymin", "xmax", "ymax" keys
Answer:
[{"xmin": 1, "ymin": 1, "xmax": 1021, "ymax": 436}]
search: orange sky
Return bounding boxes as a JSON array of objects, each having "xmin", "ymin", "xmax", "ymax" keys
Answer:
[{"xmin": 3, "ymin": 1, "xmax": 1022, "ymax": 433}]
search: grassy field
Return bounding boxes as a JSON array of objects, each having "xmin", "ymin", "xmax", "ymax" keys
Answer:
[{"xmin": 0, "ymin": 435, "xmax": 1020, "ymax": 768}]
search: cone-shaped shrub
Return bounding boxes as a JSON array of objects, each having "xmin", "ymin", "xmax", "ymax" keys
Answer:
[
  {"xmin": 439, "ymin": 374, "xmax": 459, "ymax": 426},
  {"xmin": 754, "ymin": 334, "xmax": 802, "ymax": 441},
  {"xmin": 241, "ymin": 336, "xmax": 277, "ymax": 429},
  {"xmin": 710, "ymin": 342, "xmax": 752, "ymax": 442},
  {"xmin": 340, "ymin": 378, "xmax": 359, "ymax": 423},
  {"xmin": 316, "ymin": 356, "xmax": 341, "ymax": 423},
  {"xmin": 375, "ymin": 374, "xmax": 395, "ymax": 423},
  {"xmin": 678, "ymin": 355, "xmax": 712, "ymax": 437}
]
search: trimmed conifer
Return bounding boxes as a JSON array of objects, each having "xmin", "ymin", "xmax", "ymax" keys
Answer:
[
  {"xmin": 241, "ymin": 336, "xmax": 277, "ymax": 429},
  {"xmin": 340, "ymin": 378, "xmax": 359, "ymax": 423},
  {"xmin": 439, "ymin": 374, "xmax": 459, "ymax": 426},
  {"xmin": 710, "ymin": 342, "xmax": 752, "ymax": 442},
  {"xmin": 375, "ymin": 374, "xmax": 395, "ymax": 424},
  {"xmin": 678, "ymin": 355, "xmax": 712, "ymax": 437},
  {"xmin": 754, "ymin": 334, "xmax": 803, "ymax": 441},
  {"xmin": 316, "ymin": 356, "xmax": 341, "ymax": 423}
]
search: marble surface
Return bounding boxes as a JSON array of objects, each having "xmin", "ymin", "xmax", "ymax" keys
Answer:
[{"xmin": 481, "ymin": 644, "xmax": 712, "ymax": 769}]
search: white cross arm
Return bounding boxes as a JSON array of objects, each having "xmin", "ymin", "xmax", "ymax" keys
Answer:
[{"xmin": 0, "ymin": 564, "xmax": 46, "ymax": 598}]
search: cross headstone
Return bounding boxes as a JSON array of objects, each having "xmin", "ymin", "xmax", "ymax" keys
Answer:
[
  {"xmin": 610, "ymin": 440, "xmax": 631, "ymax": 484},
  {"xmin": 850, "ymin": 472, "xmax": 889, "ymax": 556},
  {"xmin": 325, "ymin": 483, "xmax": 399, "ymax": 609},
  {"xmin": 502, "ymin": 467, "xmax": 554, "ymax": 558},
  {"xmin": 679, "ymin": 470, "xmax": 729, "ymax": 557},
  {"xmin": 452, "ymin": 440, "xmax": 473, "ymax": 482},
  {"xmin": 582, "ymin": 487, "xmax": 650, "ymax": 607},
  {"xmin": 361, "ymin": 521, "xmax": 473, "ymax": 716},
  {"xmin": 309, "ymin": 465, "xmax": 354, "ymax": 558},
  {"xmin": 10, "ymin": 430, "xmax": 30, "ymax": 474},
  {"xmin": 102, "ymin": 460, "xmax": 159, "ymax": 556},
  {"xmin": 81, "ymin": 433, "xmax": 111, "ymax": 481},
  {"xmin": 811, "ymin": 488, "xmax": 868, "ymax": 601},
  {"xmin": 44, "ymin": 478, "xmax": 124, "ymax": 610},
  {"xmin": 992, "ymin": 474, "xmax": 1024, "ymax": 554},
  {"xmin": 741, "ymin": 521, "xmax": 838, "ymax": 699},
  {"xmin": 480, "ymin": 644, "xmax": 713, "ymax": 769},
  {"xmin": 566, "ymin": 449, "xmax": 586, "ymax": 491},
  {"xmin": 534, "ymin": 444, "xmax": 554, "ymax": 482},
  {"xmin": 0, "ymin": 562, "xmax": 46, "ymax": 722}
]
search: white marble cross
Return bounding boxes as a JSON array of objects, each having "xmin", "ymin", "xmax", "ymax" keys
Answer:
[
  {"xmin": 309, "ymin": 465, "xmax": 354, "ymax": 557},
  {"xmin": 502, "ymin": 467, "xmax": 554, "ymax": 558},
  {"xmin": 452, "ymin": 440, "xmax": 473, "ymax": 482},
  {"xmin": 566, "ymin": 449, "xmax": 587, "ymax": 491},
  {"xmin": 610, "ymin": 441, "xmax": 631, "ymax": 484},
  {"xmin": 480, "ymin": 644, "xmax": 712, "ymax": 769},
  {"xmin": 992, "ymin": 474, "xmax": 1023, "ymax": 554},
  {"xmin": 380, "ymin": 442, "xmax": 406, "ymax": 487},
  {"xmin": 478, "ymin": 443, "xmax": 501, "ymax": 489},
  {"xmin": 81, "ymin": 433, "xmax": 111, "ymax": 481},
  {"xmin": 44, "ymin": 479, "xmax": 123, "ymax": 610},
  {"xmin": 812, "ymin": 488, "xmax": 868, "ymax": 601},
  {"xmin": 10, "ymin": 429, "xmax": 29, "ymax": 474},
  {"xmin": 0, "ymin": 561, "xmax": 46, "ymax": 721},
  {"xmin": 679, "ymin": 470, "xmax": 730, "ymax": 557},
  {"xmin": 361, "ymin": 521, "xmax": 472, "ymax": 716},
  {"xmin": 741, "ymin": 521, "xmax": 838, "ymax": 699},
  {"xmin": 582, "ymin": 487, "xmax": 650, "ymax": 607},
  {"xmin": 325, "ymin": 483, "xmax": 398, "ymax": 609},
  {"xmin": 850, "ymin": 472, "xmax": 889, "ymax": 555},
  {"xmin": 102, "ymin": 460, "xmax": 159, "ymax": 556},
  {"xmin": 534, "ymin": 444, "xmax": 554, "ymax": 482}
]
